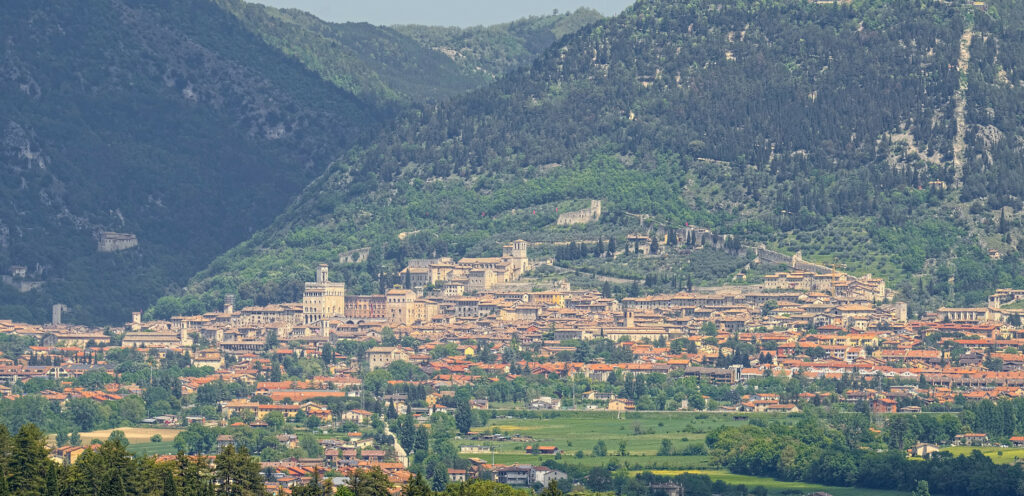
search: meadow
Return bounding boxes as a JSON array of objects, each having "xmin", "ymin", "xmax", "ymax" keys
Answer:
[
  {"xmin": 459, "ymin": 411, "xmax": 915, "ymax": 494},
  {"xmin": 49, "ymin": 427, "xmax": 183, "ymax": 456},
  {"xmin": 639, "ymin": 470, "xmax": 910, "ymax": 496},
  {"xmin": 941, "ymin": 446, "xmax": 1024, "ymax": 464},
  {"xmin": 459, "ymin": 411, "xmax": 793, "ymax": 469}
]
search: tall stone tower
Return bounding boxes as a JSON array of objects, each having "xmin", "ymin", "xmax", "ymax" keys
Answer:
[
  {"xmin": 303, "ymin": 263, "xmax": 345, "ymax": 325},
  {"xmin": 51, "ymin": 304, "xmax": 66, "ymax": 326},
  {"xmin": 502, "ymin": 239, "xmax": 530, "ymax": 274}
]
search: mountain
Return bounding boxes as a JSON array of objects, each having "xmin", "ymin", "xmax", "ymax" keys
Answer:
[
  {"xmin": 0, "ymin": 0, "xmax": 377, "ymax": 324},
  {"xmin": 214, "ymin": 1, "xmax": 605, "ymax": 105},
  {"xmin": 213, "ymin": 0, "xmax": 488, "ymax": 105},
  {"xmin": 393, "ymin": 7, "xmax": 605, "ymax": 81},
  {"xmin": 175, "ymin": 0, "xmax": 1024, "ymax": 318}
]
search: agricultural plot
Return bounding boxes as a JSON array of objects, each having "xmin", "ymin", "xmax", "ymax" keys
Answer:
[
  {"xmin": 942, "ymin": 446, "xmax": 1024, "ymax": 464},
  {"xmin": 49, "ymin": 427, "xmax": 183, "ymax": 457},
  {"xmin": 641, "ymin": 470, "xmax": 910, "ymax": 496},
  {"xmin": 459, "ymin": 411, "xmax": 790, "ymax": 469}
]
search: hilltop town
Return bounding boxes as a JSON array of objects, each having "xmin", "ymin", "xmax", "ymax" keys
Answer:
[{"xmin": 3, "ymin": 238, "xmax": 1024, "ymax": 493}]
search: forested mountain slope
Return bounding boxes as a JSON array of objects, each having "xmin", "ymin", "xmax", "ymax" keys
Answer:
[
  {"xmin": 171, "ymin": 0, "xmax": 1024, "ymax": 318},
  {"xmin": 213, "ymin": 0, "xmax": 488, "ymax": 105},
  {"xmin": 393, "ymin": 7, "xmax": 605, "ymax": 81},
  {"xmin": 0, "ymin": 0, "xmax": 377, "ymax": 324}
]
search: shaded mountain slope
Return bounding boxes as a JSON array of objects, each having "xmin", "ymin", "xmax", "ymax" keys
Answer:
[{"xmin": 0, "ymin": 0, "xmax": 378, "ymax": 324}]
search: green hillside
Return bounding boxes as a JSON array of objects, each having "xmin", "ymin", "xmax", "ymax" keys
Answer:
[
  {"xmin": 214, "ymin": 1, "xmax": 605, "ymax": 105},
  {"xmin": 213, "ymin": 0, "xmax": 488, "ymax": 105},
  {"xmin": 0, "ymin": 0, "xmax": 378, "ymax": 324},
  {"xmin": 171, "ymin": 0, "xmax": 1024, "ymax": 318},
  {"xmin": 393, "ymin": 7, "xmax": 606, "ymax": 81}
]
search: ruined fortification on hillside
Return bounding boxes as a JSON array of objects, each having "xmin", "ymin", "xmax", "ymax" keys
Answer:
[
  {"xmin": 97, "ymin": 232, "xmax": 138, "ymax": 252},
  {"xmin": 339, "ymin": 247, "xmax": 371, "ymax": 264},
  {"xmin": 557, "ymin": 200, "xmax": 602, "ymax": 226}
]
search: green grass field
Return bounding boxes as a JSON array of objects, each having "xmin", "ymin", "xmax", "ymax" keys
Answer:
[
  {"xmin": 127, "ymin": 440, "xmax": 179, "ymax": 456},
  {"xmin": 480, "ymin": 453, "xmax": 709, "ymax": 469},
  {"xmin": 461, "ymin": 411, "xmax": 792, "ymax": 469},
  {"xmin": 462, "ymin": 411, "xmax": 911, "ymax": 494},
  {"xmin": 637, "ymin": 470, "xmax": 909, "ymax": 496},
  {"xmin": 941, "ymin": 446, "xmax": 1024, "ymax": 464}
]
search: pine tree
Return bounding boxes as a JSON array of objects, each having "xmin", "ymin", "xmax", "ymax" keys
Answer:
[
  {"xmin": 455, "ymin": 397, "xmax": 473, "ymax": 434},
  {"xmin": 291, "ymin": 469, "xmax": 332, "ymax": 496},
  {"xmin": 162, "ymin": 467, "xmax": 181, "ymax": 496},
  {"xmin": 10, "ymin": 424, "xmax": 51, "ymax": 496},
  {"xmin": 321, "ymin": 342, "xmax": 334, "ymax": 365},
  {"xmin": 349, "ymin": 468, "xmax": 391, "ymax": 496},
  {"xmin": 177, "ymin": 451, "xmax": 214, "ymax": 496},
  {"xmin": 911, "ymin": 480, "xmax": 930, "ymax": 496},
  {"xmin": 44, "ymin": 462, "xmax": 57, "ymax": 496},
  {"xmin": 540, "ymin": 481, "xmax": 564, "ymax": 496},
  {"xmin": 403, "ymin": 473, "xmax": 432, "ymax": 496},
  {"xmin": 214, "ymin": 445, "xmax": 266, "ymax": 496},
  {"xmin": 414, "ymin": 426, "xmax": 429, "ymax": 463}
]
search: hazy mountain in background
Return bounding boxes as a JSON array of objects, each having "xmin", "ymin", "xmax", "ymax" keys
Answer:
[
  {"xmin": 393, "ymin": 7, "xmax": 606, "ymax": 81},
  {"xmin": 216, "ymin": 1, "xmax": 605, "ymax": 105},
  {"xmin": 214, "ymin": 0, "xmax": 486, "ymax": 105},
  {"xmin": 174, "ymin": 0, "xmax": 1024, "ymax": 318}
]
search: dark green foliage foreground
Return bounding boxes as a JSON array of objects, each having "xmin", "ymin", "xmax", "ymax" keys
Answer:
[
  {"xmin": 0, "ymin": 422, "xmax": 751, "ymax": 496},
  {"xmin": 176, "ymin": 0, "xmax": 1024, "ymax": 316},
  {"xmin": 0, "ymin": 423, "xmax": 265, "ymax": 495}
]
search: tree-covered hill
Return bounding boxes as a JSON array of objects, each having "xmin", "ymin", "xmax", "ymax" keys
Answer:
[
  {"xmin": 393, "ymin": 7, "xmax": 606, "ymax": 81},
  {"xmin": 213, "ymin": 0, "xmax": 489, "ymax": 105},
  {"xmin": 214, "ymin": 1, "xmax": 606, "ymax": 105},
  {"xmin": 172, "ymin": 0, "xmax": 1024, "ymax": 318},
  {"xmin": 0, "ymin": 0, "xmax": 378, "ymax": 324}
]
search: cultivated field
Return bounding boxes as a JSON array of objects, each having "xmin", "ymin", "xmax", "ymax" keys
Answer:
[
  {"xmin": 458, "ymin": 411, "xmax": 793, "ymax": 469},
  {"xmin": 641, "ymin": 470, "xmax": 910, "ymax": 496},
  {"xmin": 458, "ymin": 411, "xmax": 911, "ymax": 494},
  {"xmin": 942, "ymin": 446, "xmax": 1024, "ymax": 464},
  {"xmin": 49, "ymin": 427, "xmax": 182, "ymax": 446}
]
